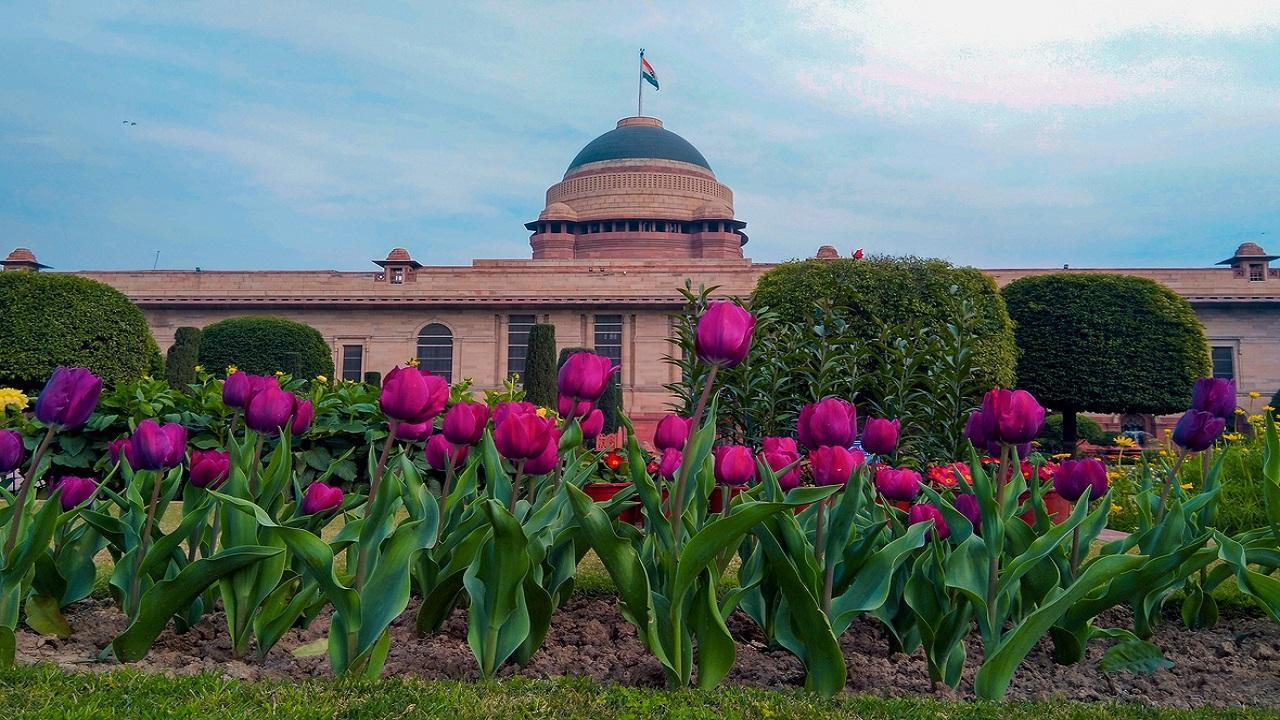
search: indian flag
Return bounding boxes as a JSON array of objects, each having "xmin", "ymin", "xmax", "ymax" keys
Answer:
[{"xmin": 641, "ymin": 52, "xmax": 659, "ymax": 90}]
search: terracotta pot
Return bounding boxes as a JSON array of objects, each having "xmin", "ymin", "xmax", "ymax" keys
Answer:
[
  {"xmin": 583, "ymin": 482, "xmax": 643, "ymax": 526},
  {"xmin": 708, "ymin": 484, "xmax": 747, "ymax": 514},
  {"xmin": 1019, "ymin": 489, "xmax": 1072, "ymax": 526}
]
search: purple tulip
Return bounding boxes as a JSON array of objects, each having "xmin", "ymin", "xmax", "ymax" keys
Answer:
[
  {"xmin": 494, "ymin": 412, "xmax": 554, "ymax": 462},
  {"xmin": 862, "ymin": 418, "xmax": 901, "ymax": 456},
  {"xmin": 442, "ymin": 402, "xmax": 490, "ymax": 446},
  {"xmin": 34, "ymin": 367, "xmax": 103, "ymax": 430},
  {"xmin": 301, "ymin": 482, "xmax": 344, "ymax": 515},
  {"xmin": 493, "ymin": 401, "xmax": 539, "ymax": 426},
  {"xmin": 658, "ymin": 448, "xmax": 682, "ymax": 481},
  {"xmin": 425, "ymin": 434, "xmax": 468, "ymax": 471},
  {"xmin": 557, "ymin": 352, "xmax": 617, "ymax": 403},
  {"xmin": 245, "ymin": 384, "xmax": 299, "ymax": 435},
  {"xmin": 954, "ymin": 494, "xmax": 981, "ymax": 532},
  {"xmin": 395, "ymin": 421, "xmax": 434, "ymax": 443},
  {"xmin": 579, "ymin": 409, "xmax": 605, "ymax": 441},
  {"xmin": 1172, "ymin": 409, "xmax": 1225, "ymax": 452},
  {"xmin": 810, "ymin": 445, "xmax": 864, "ymax": 487},
  {"xmin": 189, "ymin": 450, "xmax": 231, "ymax": 489},
  {"xmin": 797, "ymin": 398, "xmax": 858, "ymax": 449},
  {"xmin": 653, "ymin": 414, "xmax": 693, "ymax": 452},
  {"xmin": 1053, "ymin": 458, "xmax": 1109, "ymax": 503},
  {"xmin": 379, "ymin": 366, "xmax": 450, "ymax": 424},
  {"xmin": 980, "ymin": 388, "xmax": 1046, "ymax": 445},
  {"xmin": 761, "ymin": 436, "xmax": 800, "ymax": 461},
  {"xmin": 875, "ymin": 466, "xmax": 922, "ymax": 502},
  {"xmin": 291, "ymin": 399, "xmax": 315, "ymax": 436},
  {"xmin": 908, "ymin": 503, "xmax": 950, "ymax": 540},
  {"xmin": 1191, "ymin": 378, "xmax": 1236, "ymax": 421},
  {"xmin": 130, "ymin": 419, "xmax": 187, "ymax": 471},
  {"xmin": 556, "ymin": 394, "xmax": 593, "ymax": 420},
  {"xmin": 964, "ymin": 410, "xmax": 993, "ymax": 454},
  {"xmin": 713, "ymin": 445, "xmax": 756, "ymax": 486},
  {"xmin": 522, "ymin": 429, "xmax": 561, "ymax": 475},
  {"xmin": 760, "ymin": 449, "xmax": 801, "ymax": 491},
  {"xmin": 54, "ymin": 476, "xmax": 98, "ymax": 510},
  {"xmin": 222, "ymin": 372, "xmax": 278, "ymax": 411},
  {"xmin": 0, "ymin": 430, "xmax": 24, "ymax": 473},
  {"xmin": 694, "ymin": 301, "xmax": 756, "ymax": 368}
]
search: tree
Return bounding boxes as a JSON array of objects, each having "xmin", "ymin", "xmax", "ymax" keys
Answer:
[
  {"xmin": 0, "ymin": 272, "xmax": 158, "ymax": 391},
  {"xmin": 1003, "ymin": 273, "xmax": 1210, "ymax": 446},
  {"xmin": 198, "ymin": 316, "xmax": 335, "ymax": 379},
  {"xmin": 164, "ymin": 327, "xmax": 202, "ymax": 388},
  {"xmin": 523, "ymin": 324, "xmax": 558, "ymax": 408}
]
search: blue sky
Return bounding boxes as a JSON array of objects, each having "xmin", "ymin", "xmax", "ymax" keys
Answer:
[{"xmin": 2, "ymin": 2, "xmax": 1278, "ymax": 271}]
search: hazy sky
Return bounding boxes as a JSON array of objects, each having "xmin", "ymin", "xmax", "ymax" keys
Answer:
[{"xmin": 2, "ymin": 2, "xmax": 1278, "ymax": 271}]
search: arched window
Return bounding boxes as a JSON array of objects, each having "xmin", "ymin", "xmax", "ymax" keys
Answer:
[{"xmin": 417, "ymin": 323, "xmax": 453, "ymax": 382}]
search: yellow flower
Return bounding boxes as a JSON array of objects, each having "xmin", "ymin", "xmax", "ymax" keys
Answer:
[
  {"xmin": 1110, "ymin": 503, "xmax": 1124, "ymax": 513},
  {"xmin": 1265, "ymin": 405, "xmax": 1276, "ymax": 412},
  {"xmin": 1235, "ymin": 407, "xmax": 1247, "ymax": 415},
  {"xmin": 1248, "ymin": 414, "xmax": 1264, "ymax": 424},
  {"xmin": 274, "ymin": 370, "xmax": 285, "ymax": 377},
  {"xmin": 315, "ymin": 375, "xmax": 328, "ymax": 383},
  {"xmin": 193, "ymin": 364, "xmax": 204, "ymax": 373},
  {"xmin": 1158, "ymin": 449, "xmax": 1170, "ymax": 457},
  {"xmin": 1113, "ymin": 435, "xmax": 1136, "ymax": 448},
  {"xmin": 1250, "ymin": 391, "xmax": 1261, "ymax": 399},
  {"xmin": 408, "ymin": 358, "xmax": 420, "ymax": 368},
  {"xmin": 1180, "ymin": 482, "xmax": 1193, "ymax": 491},
  {"xmin": 1051, "ymin": 452, "xmax": 1071, "ymax": 460},
  {"xmin": 536, "ymin": 407, "xmax": 550, "ymax": 418},
  {"xmin": 1223, "ymin": 432, "xmax": 1245, "ymax": 442},
  {"xmin": 0, "ymin": 388, "xmax": 30, "ymax": 410},
  {"xmin": 226, "ymin": 365, "xmax": 238, "ymax": 375}
]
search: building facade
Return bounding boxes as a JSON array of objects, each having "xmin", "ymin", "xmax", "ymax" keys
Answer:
[{"xmin": 7, "ymin": 116, "xmax": 1279, "ymax": 437}]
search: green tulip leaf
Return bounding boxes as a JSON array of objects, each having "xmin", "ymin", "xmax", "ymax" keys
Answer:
[
  {"xmin": 1098, "ymin": 638, "xmax": 1174, "ymax": 674},
  {"xmin": 23, "ymin": 594, "xmax": 70, "ymax": 639}
]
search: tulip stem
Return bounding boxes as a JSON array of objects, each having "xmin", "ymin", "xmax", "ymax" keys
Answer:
[
  {"xmin": 442, "ymin": 457, "xmax": 456, "ymax": 502},
  {"xmin": 130, "ymin": 469, "xmax": 166, "ymax": 618},
  {"xmin": 671, "ymin": 365, "xmax": 718, "ymax": 550},
  {"xmin": 1069, "ymin": 527, "xmax": 1082, "ymax": 581},
  {"xmin": 248, "ymin": 435, "xmax": 265, "ymax": 496},
  {"xmin": 509, "ymin": 461, "xmax": 526, "ymax": 513},
  {"xmin": 1155, "ymin": 447, "xmax": 1190, "ymax": 523},
  {"xmin": 814, "ymin": 498, "xmax": 827, "ymax": 566},
  {"xmin": 986, "ymin": 443, "xmax": 1011, "ymax": 645},
  {"xmin": 2, "ymin": 425, "xmax": 57, "ymax": 559},
  {"xmin": 820, "ymin": 497, "xmax": 836, "ymax": 616},
  {"xmin": 355, "ymin": 421, "xmax": 400, "ymax": 593}
]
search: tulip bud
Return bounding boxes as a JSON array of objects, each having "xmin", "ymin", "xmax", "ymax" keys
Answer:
[
  {"xmin": 107, "ymin": 437, "xmax": 138, "ymax": 468},
  {"xmin": 425, "ymin": 434, "xmax": 468, "ymax": 471},
  {"xmin": 493, "ymin": 401, "xmax": 539, "ymax": 426},
  {"xmin": 694, "ymin": 301, "xmax": 756, "ymax": 368},
  {"xmin": 557, "ymin": 352, "xmax": 617, "ymax": 403},
  {"xmin": 908, "ymin": 503, "xmax": 950, "ymax": 540},
  {"xmin": 442, "ymin": 402, "xmax": 490, "ymax": 446},
  {"xmin": 34, "ymin": 367, "xmax": 103, "ymax": 430},
  {"xmin": 875, "ymin": 466, "xmax": 922, "ymax": 502},
  {"xmin": 379, "ymin": 366, "xmax": 449, "ymax": 424},
  {"xmin": 1053, "ymin": 458, "xmax": 1108, "ymax": 503},
  {"xmin": 810, "ymin": 445, "xmax": 864, "ymax": 487},
  {"xmin": 522, "ymin": 429, "xmax": 561, "ymax": 475},
  {"xmin": 964, "ymin": 410, "xmax": 992, "ymax": 454},
  {"xmin": 301, "ymin": 482, "xmax": 344, "ymax": 515},
  {"xmin": 0, "ymin": 429, "xmax": 24, "ymax": 474},
  {"xmin": 658, "ymin": 448, "xmax": 682, "ymax": 481},
  {"xmin": 291, "ymin": 399, "xmax": 315, "ymax": 436},
  {"xmin": 579, "ymin": 409, "xmax": 605, "ymax": 441},
  {"xmin": 954, "ymin": 494, "xmax": 981, "ymax": 532},
  {"xmin": 1172, "ymin": 409, "xmax": 1225, "ymax": 452},
  {"xmin": 653, "ymin": 414, "xmax": 694, "ymax": 452},
  {"xmin": 713, "ymin": 445, "xmax": 755, "ymax": 486},
  {"xmin": 494, "ymin": 412, "xmax": 554, "ymax": 462},
  {"xmin": 797, "ymin": 398, "xmax": 857, "ymax": 449},
  {"xmin": 759, "ymin": 449, "xmax": 801, "ymax": 490},
  {"xmin": 222, "ymin": 371, "xmax": 251, "ymax": 409},
  {"xmin": 54, "ymin": 476, "xmax": 98, "ymax": 510},
  {"xmin": 1191, "ymin": 377, "xmax": 1236, "ymax": 421},
  {"xmin": 556, "ymin": 395, "xmax": 592, "ymax": 420},
  {"xmin": 189, "ymin": 450, "xmax": 231, "ymax": 489},
  {"xmin": 861, "ymin": 418, "xmax": 900, "ymax": 456},
  {"xmin": 245, "ymin": 385, "xmax": 298, "ymax": 435},
  {"xmin": 761, "ymin": 436, "xmax": 800, "ymax": 462},
  {"xmin": 130, "ymin": 419, "xmax": 188, "ymax": 471},
  {"xmin": 395, "ymin": 421, "xmax": 434, "ymax": 443}
]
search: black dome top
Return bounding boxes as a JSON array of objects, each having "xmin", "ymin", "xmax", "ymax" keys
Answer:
[{"xmin": 567, "ymin": 118, "xmax": 711, "ymax": 175}]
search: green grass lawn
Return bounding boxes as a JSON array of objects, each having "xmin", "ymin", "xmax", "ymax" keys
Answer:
[{"xmin": 2, "ymin": 665, "xmax": 1274, "ymax": 720}]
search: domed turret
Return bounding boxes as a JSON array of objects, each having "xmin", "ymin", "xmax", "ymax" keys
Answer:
[{"xmin": 527, "ymin": 117, "xmax": 747, "ymax": 260}]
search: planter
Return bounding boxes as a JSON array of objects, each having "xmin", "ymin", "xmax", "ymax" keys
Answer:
[
  {"xmin": 708, "ymin": 484, "xmax": 747, "ymax": 514},
  {"xmin": 583, "ymin": 482, "xmax": 643, "ymax": 526},
  {"xmin": 1019, "ymin": 489, "xmax": 1072, "ymax": 526}
]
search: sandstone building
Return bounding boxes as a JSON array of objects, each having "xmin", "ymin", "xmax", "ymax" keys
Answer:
[{"xmin": 8, "ymin": 116, "xmax": 1278, "ymax": 437}]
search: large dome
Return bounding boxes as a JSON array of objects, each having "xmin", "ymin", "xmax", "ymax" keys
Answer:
[{"xmin": 566, "ymin": 117, "xmax": 711, "ymax": 176}]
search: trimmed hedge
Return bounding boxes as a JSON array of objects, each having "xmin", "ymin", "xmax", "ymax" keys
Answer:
[
  {"xmin": 0, "ymin": 272, "xmax": 157, "ymax": 391},
  {"xmin": 1004, "ymin": 273, "xmax": 1210, "ymax": 442},
  {"xmin": 198, "ymin": 316, "xmax": 334, "ymax": 378},
  {"xmin": 523, "ymin": 324, "xmax": 558, "ymax": 408},
  {"xmin": 751, "ymin": 256, "xmax": 1017, "ymax": 390},
  {"xmin": 164, "ymin": 327, "xmax": 202, "ymax": 388},
  {"xmin": 1037, "ymin": 414, "xmax": 1111, "ymax": 454}
]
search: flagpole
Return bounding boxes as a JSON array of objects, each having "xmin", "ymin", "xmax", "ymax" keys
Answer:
[{"xmin": 637, "ymin": 49, "xmax": 644, "ymax": 116}]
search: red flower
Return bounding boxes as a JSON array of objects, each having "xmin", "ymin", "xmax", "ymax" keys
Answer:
[{"xmin": 604, "ymin": 450, "xmax": 624, "ymax": 470}]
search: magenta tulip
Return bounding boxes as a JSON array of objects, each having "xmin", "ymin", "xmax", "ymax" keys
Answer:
[
  {"xmin": 54, "ymin": 476, "xmax": 98, "ymax": 510},
  {"xmin": 107, "ymin": 437, "xmax": 140, "ymax": 469},
  {"xmin": 875, "ymin": 466, "xmax": 922, "ymax": 502},
  {"xmin": 301, "ymin": 482, "xmax": 344, "ymax": 515},
  {"xmin": 658, "ymin": 448, "xmax": 682, "ymax": 481},
  {"xmin": 129, "ymin": 420, "xmax": 187, "ymax": 471},
  {"xmin": 761, "ymin": 436, "xmax": 800, "ymax": 462},
  {"xmin": 557, "ymin": 352, "xmax": 617, "ymax": 403},
  {"xmin": 425, "ymin": 434, "xmax": 468, "ymax": 471},
  {"xmin": 34, "ymin": 367, "xmax": 102, "ymax": 430},
  {"xmin": 379, "ymin": 366, "xmax": 449, "ymax": 424},
  {"xmin": 810, "ymin": 445, "xmax": 864, "ymax": 487},
  {"xmin": 0, "ymin": 430, "xmax": 24, "ymax": 474},
  {"xmin": 861, "ymin": 418, "xmax": 900, "ymax": 456},
  {"xmin": 522, "ymin": 429, "xmax": 561, "ymax": 475},
  {"xmin": 291, "ymin": 399, "xmax": 315, "ymax": 436},
  {"xmin": 713, "ymin": 445, "xmax": 755, "ymax": 486},
  {"xmin": 1191, "ymin": 378, "xmax": 1236, "ymax": 421},
  {"xmin": 189, "ymin": 450, "xmax": 231, "ymax": 489},
  {"xmin": 494, "ymin": 412, "xmax": 554, "ymax": 462},
  {"xmin": 1172, "ymin": 409, "xmax": 1225, "ymax": 452},
  {"xmin": 395, "ymin": 421, "xmax": 434, "ymax": 443},
  {"xmin": 760, "ymin": 449, "xmax": 801, "ymax": 491},
  {"xmin": 694, "ymin": 301, "xmax": 756, "ymax": 368},
  {"xmin": 954, "ymin": 494, "xmax": 981, "ymax": 532},
  {"xmin": 979, "ymin": 388, "xmax": 1046, "ymax": 445},
  {"xmin": 797, "ymin": 398, "xmax": 857, "ymax": 449},
  {"xmin": 493, "ymin": 401, "xmax": 539, "ymax": 426},
  {"xmin": 245, "ymin": 385, "xmax": 299, "ymax": 435},
  {"xmin": 653, "ymin": 414, "xmax": 693, "ymax": 451},
  {"xmin": 579, "ymin": 409, "xmax": 605, "ymax": 441},
  {"xmin": 908, "ymin": 503, "xmax": 950, "ymax": 540},
  {"xmin": 1053, "ymin": 458, "xmax": 1109, "ymax": 503},
  {"xmin": 556, "ymin": 394, "xmax": 593, "ymax": 420},
  {"xmin": 222, "ymin": 372, "xmax": 278, "ymax": 411},
  {"xmin": 442, "ymin": 402, "xmax": 490, "ymax": 446}
]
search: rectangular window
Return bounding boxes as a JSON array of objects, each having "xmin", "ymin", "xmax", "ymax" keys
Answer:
[
  {"xmin": 1211, "ymin": 346, "xmax": 1235, "ymax": 381},
  {"xmin": 594, "ymin": 314, "xmax": 623, "ymax": 372},
  {"xmin": 507, "ymin": 314, "xmax": 536, "ymax": 378},
  {"xmin": 391, "ymin": 267, "xmax": 404, "ymax": 284},
  {"xmin": 1250, "ymin": 264, "xmax": 1265, "ymax": 282},
  {"xmin": 341, "ymin": 344, "xmax": 363, "ymax": 382}
]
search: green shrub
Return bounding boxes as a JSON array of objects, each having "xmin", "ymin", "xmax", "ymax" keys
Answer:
[
  {"xmin": 752, "ymin": 255, "xmax": 1016, "ymax": 390},
  {"xmin": 0, "ymin": 272, "xmax": 158, "ymax": 391},
  {"xmin": 198, "ymin": 316, "xmax": 334, "ymax": 379},
  {"xmin": 164, "ymin": 327, "xmax": 202, "ymax": 388},
  {"xmin": 1108, "ymin": 441, "xmax": 1266, "ymax": 536},
  {"xmin": 523, "ymin": 324, "xmax": 557, "ymax": 408},
  {"xmin": 1004, "ymin": 273, "xmax": 1209, "ymax": 444},
  {"xmin": 598, "ymin": 376, "xmax": 623, "ymax": 434},
  {"xmin": 364, "ymin": 371, "xmax": 382, "ymax": 386},
  {"xmin": 1037, "ymin": 414, "xmax": 1112, "ymax": 454}
]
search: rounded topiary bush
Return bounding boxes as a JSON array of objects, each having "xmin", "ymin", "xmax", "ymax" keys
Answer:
[
  {"xmin": 752, "ymin": 255, "xmax": 1017, "ymax": 389},
  {"xmin": 198, "ymin": 316, "xmax": 334, "ymax": 378},
  {"xmin": 1004, "ymin": 273, "xmax": 1210, "ymax": 444},
  {"xmin": 0, "ymin": 272, "xmax": 158, "ymax": 391}
]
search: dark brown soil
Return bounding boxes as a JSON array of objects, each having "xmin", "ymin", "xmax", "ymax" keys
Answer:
[{"xmin": 14, "ymin": 596, "xmax": 1280, "ymax": 708}]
